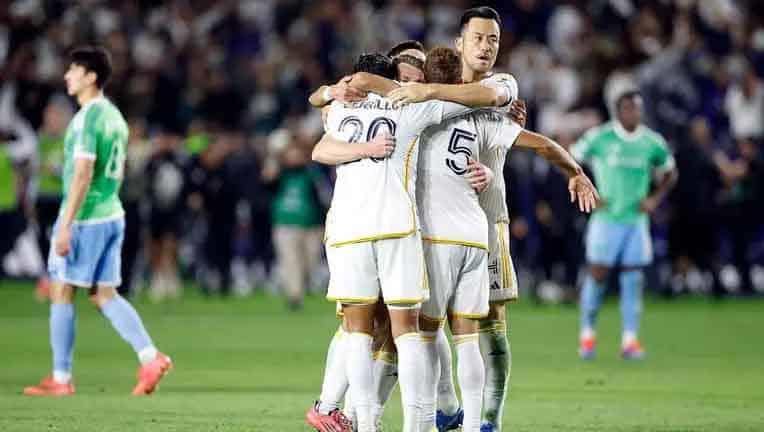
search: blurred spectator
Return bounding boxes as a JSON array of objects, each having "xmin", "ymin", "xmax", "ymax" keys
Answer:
[
  {"xmin": 725, "ymin": 63, "xmax": 764, "ymax": 141},
  {"xmin": 34, "ymin": 96, "xmax": 71, "ymax": 272},
  {"xmin": 145, "ymin": 130, "xmax": 186, "ymax": 301},
  {"xmin": 186, "ymin": 132, "xmax": 238, "ymax": 296},
  {"xmin": 120, "ymin": 117, "xmax": 152, "ymax": 296},
  {"xmin": 669, "ymin": 117, "xmax": 723, "ymax": 295},
  {"xmin": 263, "ymin": 129, "xmax": 330, "ymax": 310}
]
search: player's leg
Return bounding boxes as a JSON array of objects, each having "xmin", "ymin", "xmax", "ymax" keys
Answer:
[
  {"xmin": 307, "ymin": 320, "xmax": 353, "ymax": 432},
  {"xmin": 325, "ymin": 240, "xmax": 380, "ymax": 432},
  {"xmin": 344, "ymin": 303, "xmax": 378, "ymax": 432},
  {"xmin": 479, "ymin": 222, "xmax": 516, "ymax": 431},
  {"xmin": 618, "ymin": 219, "xmax": 653, "ymax": 359},
  {"xmin": 419, "ymin": 241, "xmax": 459, "ymax": 431},
  {"xmin": 579, "ymin": 218, "xmax": 621, "ymax": 359},
  {"xmin": 435, "ymin": 323, "xmax": 460, "ymax": 418},
  {"xmin": 23, "ymin": 281, "xmax": 77, "ymax": 396},
  {"xmin": 371, "ymin": 302, "xmax": 398, "ymax": 427},
  {"xmin": 449, "ymin": 245, "xmax": 489, "ymax": 432},
  {"xmin": 88, "ymin": 219, "xmax": 171, "ymax": 394},
  {"xmin": 378, "ymin": 234, "xmax": 428, "ymax": 432},
  {"xmin": 25, "ymin": 221, "xmax": 85, "ymax": 396}
]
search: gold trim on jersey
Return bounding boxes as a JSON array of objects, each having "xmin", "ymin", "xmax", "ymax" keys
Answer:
[
  {"xmin": 373, "ymin": 350, "xmax": 398, "ymax": 364},
  {"xmin": 420, "ymin": 313, "xmax": 446, "ymax": 324},
  {"xmin": 326, "ymin": 137, "xmax": 420, "ymax": 248},
  {"xmin": 329, "ymin": 229, "xmax": 417, "ymax": 248},
  {"xmin": 384, "ymin": 297, "xmax": 426, "ymax": 305},
  {"xmin": 497, "ymin": 223, "xmax": 512, "ymax": 291},
  {"xmin": 423, "ymin": 236, "xmax": 488, "ymax": 251},
  {"xmin": 326, "ymin": 295, "xmax": 379, "ymax": 304},
  {"xmin": 451, "ymin": 311, "xmax": 490, "ymax": 320},
  {"xmin": 452, "ymin": 334, "xmax": 480, "ymax": 345}
]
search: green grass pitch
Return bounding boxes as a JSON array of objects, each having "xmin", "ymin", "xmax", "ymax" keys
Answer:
[{"xmin": 1, "ymin": 281, "xmax": 763, "ymax": 431}]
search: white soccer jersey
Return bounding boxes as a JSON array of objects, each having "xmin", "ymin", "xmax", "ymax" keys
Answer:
[
  {"xmin": 324, "ymin": 94, "xmax": 473, "ymax": 246},
  {"xmin": 477, "ymin": 73, "xmax": 520, "ymax": 224},
  {"xmin": 417, "ymin": 110, "xmax": 522, "ymax": 249}
]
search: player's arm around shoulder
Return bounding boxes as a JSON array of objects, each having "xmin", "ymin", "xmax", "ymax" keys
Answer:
[
  {"xmin": 388, "ymin": 73, "xmax": 517, "ymax": 108},
  {"xmin": 311, "ymin": 133, "xmax": 395, "ymax": 166}
]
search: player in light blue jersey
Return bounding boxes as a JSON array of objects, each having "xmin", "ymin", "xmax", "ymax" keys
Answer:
[{"xmin": 24, "ymin": 46, "xmax": 172, "ymax": 397}]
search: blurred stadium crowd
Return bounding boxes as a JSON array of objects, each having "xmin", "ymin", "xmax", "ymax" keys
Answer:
[{"xmin": 1, "ymin": 0, "xmax": 763, "ymax": 304}]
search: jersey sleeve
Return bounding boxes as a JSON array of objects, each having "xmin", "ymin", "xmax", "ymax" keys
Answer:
[
  {"xmin": 570, "ymin": 127, "xmax": 599, "ymax": 162},
  {"xmin": 480, "ymin": 111, "xmax": 523, "ymax": 152},
  {"xmin": 650, "ymin": 134, "xmax": 675, "ymax": 175},
  {"xmin": 75, "ymin": 106, "xmax": 101, "ymax": 160},
  {"xmin": 480, "ymin": 73, "xmax": 518, "ymax": 109}
]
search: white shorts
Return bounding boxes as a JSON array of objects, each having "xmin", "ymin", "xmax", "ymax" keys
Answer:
[
  {"xmin": 421, "ymin": 242, "xmax": 489, "ymax": 321},
  {"xmin": 326, "ymin": 232, "xmax": 428, "ymax": 305},
  {"xmin": 487, "ymin": 222, "xmax": 518, "ymax": 302}
]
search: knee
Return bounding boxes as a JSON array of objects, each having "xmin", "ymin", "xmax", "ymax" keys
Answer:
[
  {"xmin": 89, "ymin": 287, "xmax": 118, "ymax": 308},
  {"xmin": 483, "ymin": 302, "xmax": 506, "ymax": 322},
  {"xmin": 50, "ymin": 284, "xmax": 75, "ymax": 304},
  {"xmin": 590, "ymin": 266, "xmax": 609, "ymax": 283}
]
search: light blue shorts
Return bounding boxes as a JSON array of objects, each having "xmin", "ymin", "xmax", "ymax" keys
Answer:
[
  {"xmin": 48, "ymin": 217, "xmax": 124, "ymax": 287},
  {"xmin": 585, "ymin": 217, "xmax": 652, "ymax": 267}
]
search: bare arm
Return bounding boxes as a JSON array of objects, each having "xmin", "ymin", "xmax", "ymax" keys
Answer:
[
  {"xmin": 348, "ymin": 72, "xmax": 399, "ymax": 96},
  {"xmin": 308, "ymin": 85, "xmax": 332, "ymax": 108},
  {"xmin": 640, "ymin": 168, "xmax": 678, "ymax": 213},
  {"xmin": 515, "ymin": 130, "xmax": 600, "ymax": 212},
  {"xmin": 388, "ymin": 82, "xmax": 510, "ymax": 107},
  {"xmin": 308, "ymin": 76, "xmax": 369, "ymax": 107},
  {"xmin": 54, "ymin": 158, "xmax": 94, "ymax": 256},
  {"xmin": 312, "ymin": 133, "xmax": 395, "ymax": 166},
  {"xmin": 515, "ymin": 130, "xmax": 582, "ymax": 178}
]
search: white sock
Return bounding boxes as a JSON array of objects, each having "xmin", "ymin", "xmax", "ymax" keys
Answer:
[
  {"xmin": 622, "ymin": 330, "xmax": 637, "ymax": 347},
  {"xmin": 318, "ymin": 327, "xmax": 349, "ymax": 414},
  {"xmin": 455, "ymin": 334, "xmax": 484, "ymax": 432},
  {"xmin": 53, "ymin": 370, "xmax": 71, "ymax": 384},
  {"xmin": 346, "ymin": 332, "xmax": 376, "ymax": 432},
  {"xmin": 436, "ymin": 326, "xmax": 459, "ymax": 415},
  {"xmin": 394, "ymin": 332, "xmax": 424, "ymax": 432},
  {"xmin": 480, "ymin": 321, "xmax": 511, "ymax": 429},
  {"xmin": 372, "ymin": 350, "xmax": 398, "ymax": 423},
  {"xmin": 580, "ymin": 327, "xmax": 596, "ymax": 341},
  {"xmin": 418, "ymin": 331, "xmax": 439, "ymax": 432},
  {"xmin": 138, "ymin": 346, "xmax": 159, "ymax": 365}
]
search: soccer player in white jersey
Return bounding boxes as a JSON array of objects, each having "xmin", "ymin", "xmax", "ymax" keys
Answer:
[
  {"xmin": 387, "ymin": 7, "xmax": 598, "ymax": 431},
  {"xmin": 23, "ymin": 46, "xmax": 172, "ymax": 397},
  {"xmin": 314, "ymin": 52, "xmax": 514, "ymax": 432},
  {"xmin": 305, "ymin": 41, "xmax": 431, "ymax": 432},
  {"xmin": 327, "ymin": 45, "xmax": 598, "ymax": 432}
]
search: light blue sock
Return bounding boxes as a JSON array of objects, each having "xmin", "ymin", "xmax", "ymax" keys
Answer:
[
  {"xmin": 619, "ymin": 270, "xmax": 643, "ymax": 337},
  {"xmin": 101, "ymin": 295, "xmax": 155, "ymax": 357},
  {"xmin": 580, "ymin": 274, "xmax": 605, "ymax": 333},
  {"xmin": 50, "ymin": 303, "xmax": 76, "ymax": 375}
]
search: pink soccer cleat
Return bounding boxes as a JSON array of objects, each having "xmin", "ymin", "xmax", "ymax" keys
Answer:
[
  {"xmin": 579, "ymin": 337, "xmax": 596, "ymax": 360},
  {"xmin": 23, "ymin": 375, "xmax": 75, "ymax": 397},
  {"xmin": 132, "ymin": 352, "xmax": 173, "ymax": 395},
  {"xmin": 305, "ymin": 402, "xmax": 353, "ymax": 432},
  {"xmin": 621, "ymin": 340, "xmax": 646, "ymax": 360}
]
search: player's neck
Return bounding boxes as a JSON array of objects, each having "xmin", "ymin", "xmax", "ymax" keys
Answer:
[
  {"xmin": 461, "ymin": 67, "xmax": 488, "ymax": 84},
  {"xmin": 77, "ymin": 87, "xmax": 102, "ymax": 107}
]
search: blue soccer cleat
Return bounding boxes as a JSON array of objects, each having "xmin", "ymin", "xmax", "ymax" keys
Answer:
[
  {"xmin": 436, "ymin": 408, "xmax": 464, "ymax": 431},
  {"xmin": 480, "ymin": 422, "xmax": 497, "ymax": 432}
]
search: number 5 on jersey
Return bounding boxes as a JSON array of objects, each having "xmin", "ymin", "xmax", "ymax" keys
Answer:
[{"xmin": 446, "ymin": 128, "xmax": 476, "ymax": 175}]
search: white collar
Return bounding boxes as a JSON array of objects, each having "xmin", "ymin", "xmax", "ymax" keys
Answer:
[
  {"xmin": 80, "ymin": 92, "xmax": 105, "ymax": 110},
  {"xmin": 613, "ymin": 121, "xmax": 644, "ymax": 142}
]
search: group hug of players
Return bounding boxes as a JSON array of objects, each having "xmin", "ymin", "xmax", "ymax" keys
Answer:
[{"xmin": 304, "ymin": 6, "xmax": 600, "ymax": 432}]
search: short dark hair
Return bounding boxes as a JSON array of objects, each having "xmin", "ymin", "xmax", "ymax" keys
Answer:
[
  {"xmin": 387, "ymin": 40, "xmax": 425, "ymax": 58},
  {"xmin": 424, "ymin": 47, "xmax": 462, "ymax": 85},
  {"xmin": 393, "ymin": 55, "xmax": 425, "ymax": 73},
  {"xmin": 69, "ymin": 45, "xmax": 112, "ymax": 89},
  {"xmin": 459, "ymin": 6, "xmax": 502, "ymax": 32},
  {"xmin": 353, "ymin": 53, "xmax": 396, "ymax": 80}
]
